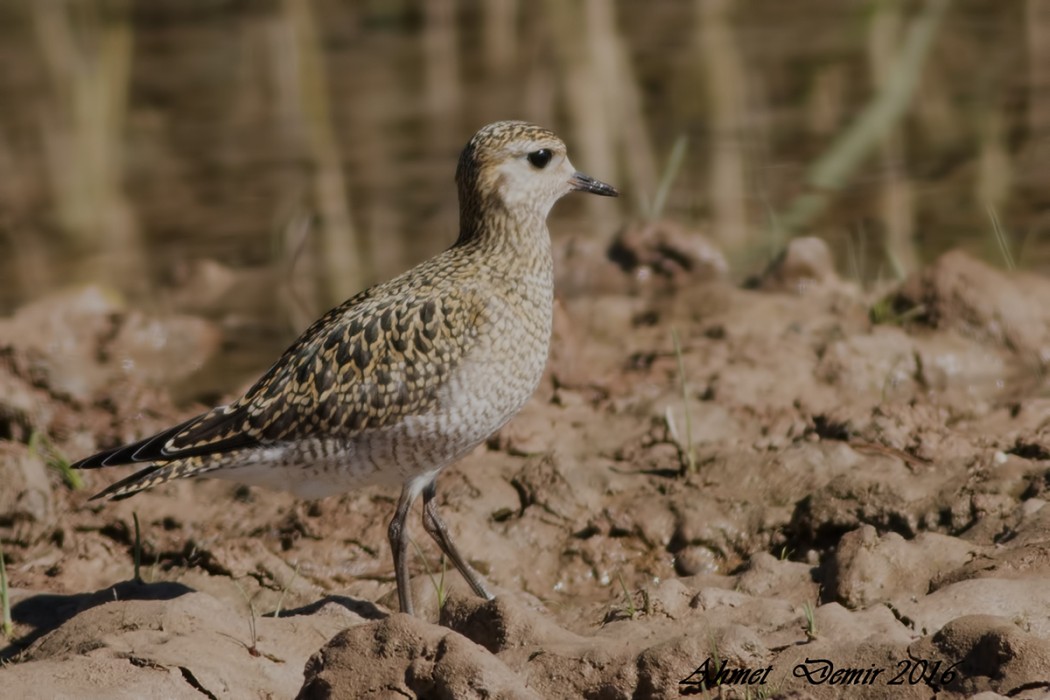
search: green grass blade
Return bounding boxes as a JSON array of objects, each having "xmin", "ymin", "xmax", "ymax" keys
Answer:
[{"xmin": 1, "ymin": 549, "xmax": 13, "ymax": 638}]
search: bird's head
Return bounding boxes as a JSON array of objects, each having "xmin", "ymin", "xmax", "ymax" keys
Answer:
[{"xmin": 456, "ymin": 121, "xmax": 618, "ymax": 224}]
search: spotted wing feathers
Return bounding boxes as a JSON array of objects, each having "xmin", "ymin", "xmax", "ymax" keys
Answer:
[{"xmin": 73, "ymin": 271, "xmax": 486, "ymax": 498}]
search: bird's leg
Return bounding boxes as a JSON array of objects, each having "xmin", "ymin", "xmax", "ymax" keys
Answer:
[
  {"xmin": 421, "ymin": 480, "xmax": 493, "ymax": 601},
  {"xmin": 388, "ymin": 484, "xmax": 420, "ymax": 615}
]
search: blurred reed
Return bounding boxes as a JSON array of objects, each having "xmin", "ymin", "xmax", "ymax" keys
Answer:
[
  {"xmin": 32, "ymin": 0, "xmax": 143, "ymax": 285},
  {"xmin": 697, "ymin": 0, "xmax": 749, "ymax": 251},
  {"xmin": 869, "ymin": 0, "xmax": 917, "ymax": 276},
  {"xmin": 544, "ymin": 0, "xmax": 652, "ymax": 236},
  {"xmin": 277, "ymin": 206, "xmax": 320, "ymax": 331},
  {"xmin": 280, "ymin": 0, "xmax": 363, "ymax": 305},
  {"xmin": 0, "ymin": 0, "xmax": 1047, "ymax": 336},
  {"xmin": 581, "ymin": 0, "xmax": 657, "ymax": 215},
  {"xmin": 483, "ymin": 0, "xmax": 518, "ymax": 77},
  {"xmin": 1027, "ymin": 0, "xmax": 1050, "ymax": 145},
  {"xmin": 544, "ymin": 0, "xmax": 617, "ymax": 235},
  {"xmin": 776, "ymin": 0, "xmax": 949, "ymax": 268},
  {"xmin": 977, "ymin": 110, "xmax": 1011, "ymax": 238},
  {"xmin": 646, "ymin": 135, "xmax": 688, "ymax": 221},
  {"xmin": 422, "ymin": 0, "xmax": 462, "ymax": 132},
  {"xmin": 1023, "ymin": 0, "xmax": 1050, "ymax": 265},
  {"xmin": 0, "ymin": 130, "xmax": 53, "ymax": 302}
]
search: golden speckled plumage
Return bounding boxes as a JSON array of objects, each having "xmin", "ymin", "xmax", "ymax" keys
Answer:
[{"xmin": 73, "ymin": 120, "xmax": 618, "ymax": 614}]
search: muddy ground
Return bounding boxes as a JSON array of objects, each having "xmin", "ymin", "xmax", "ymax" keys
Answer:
[{"xmin": 2, "ymin": 234, "xmax": 1050, "ymax": 699}]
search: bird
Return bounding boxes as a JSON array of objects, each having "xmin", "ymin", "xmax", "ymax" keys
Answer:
[{"xmin": 72, "ymin": 120, "xmax": 618, "ymax": 615}]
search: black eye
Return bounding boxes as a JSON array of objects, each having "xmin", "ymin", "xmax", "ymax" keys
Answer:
[{"xmin": 527, "ymin": 149, "xmax": 552, "ymax": 169}]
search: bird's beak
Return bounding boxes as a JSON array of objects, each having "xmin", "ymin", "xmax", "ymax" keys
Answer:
[{"xmin": 570, "ymin": 172, "xmax": 619, "ymax": 197}]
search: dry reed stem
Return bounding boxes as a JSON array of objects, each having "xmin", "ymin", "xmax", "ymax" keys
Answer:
[{"xmin": 282, "ymin": 0, "xmax": 363, "ymax": 304}]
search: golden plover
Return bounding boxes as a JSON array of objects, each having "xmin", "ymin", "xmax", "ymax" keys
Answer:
[{"xmin": 72, "ymin": 120, "xmax": 618, "ymax": 615}]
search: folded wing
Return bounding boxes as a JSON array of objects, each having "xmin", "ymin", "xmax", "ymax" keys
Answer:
[{"xmin": 72, "ymin": 282, "xmax": 484, "ymax": 471}]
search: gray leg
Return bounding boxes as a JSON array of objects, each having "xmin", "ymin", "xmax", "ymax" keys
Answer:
[
  {"xmin": 421, "ymin": 480, "xmax": 493, "ymax": 601},
  {"xmin": 388, "ymin": 484, "xmax": 420, "ymax": 615}
]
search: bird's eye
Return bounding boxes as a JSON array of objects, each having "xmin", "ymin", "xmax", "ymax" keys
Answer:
[{"xmin": 527, "ymin": 149, "xmax": 553, "ymax": 169}]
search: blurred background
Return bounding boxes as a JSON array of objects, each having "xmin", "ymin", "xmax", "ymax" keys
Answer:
[{"xmin": 0, "ymin": 0, "xmax": 1047, "ymax": 391}]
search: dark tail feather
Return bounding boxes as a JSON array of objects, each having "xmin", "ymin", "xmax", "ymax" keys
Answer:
[
  {"xmin": 89, "ymin": 465, "xmax": 165, "ymax": 501},
  {"xmin": 72, "ymin": 411, "xmax": 257, "ymax": 469},
  {"xmin": 71, "ymin": 417, "xmax": 199, "ymax": 469},
  {"xmin": 88, "ymin": 457, "xmax": 223, "ymax": 501}
]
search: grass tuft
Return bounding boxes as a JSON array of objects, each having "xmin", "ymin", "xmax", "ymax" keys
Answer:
[
  {"xmin": 28, "ymin": 431, "xmax": 83, "ymax": 491},
  {"xmin": 132, "ymin": 512, "xmax": 143, "ymax": 584},
  {"xmin": 870, "ymin": 297, "xmax": 926, "ymax": 326},
  {"xmin": 230, "ymin": 579, "xmax": 261, "ymax": 657},
  {"xmin": 802, "ymin": 601, "xmax": 818, "ymax": 640},
  {"xmin": 273, "ymin": 562, "xmax": 301, "ymax": 619},
  {"xmin": 645, "ymin": 134, "xmax": 688, "ymax": 220},
  {"xmin": 667, "ymin": 329, "xmax": 697, "ymax": 474},
  {"xmin": 1, "ymin": 549, "xmax": 12, "ymax": 638},
  {"xmin": 411, "ymin": 539, "xmax": 448, "ymax": 610},
  {"xmin": 987, "ymin": 205, "xmax": 1015, "ymax": 271},
  {"xmin": 615, "ymin": 571, "xmax": 637, "ymax": 619}
]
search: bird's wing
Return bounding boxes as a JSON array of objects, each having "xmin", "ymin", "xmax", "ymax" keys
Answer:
[{"xmin": 73, "ymin": 281, "xmax": 489, "ymax": 469}]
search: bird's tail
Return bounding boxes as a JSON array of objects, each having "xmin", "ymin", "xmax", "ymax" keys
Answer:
[{"xmin": 89, "ymin": 456, "xmax": 222, "ymax": 501}]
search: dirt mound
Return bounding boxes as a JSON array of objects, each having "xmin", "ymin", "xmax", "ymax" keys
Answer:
[
  {"xmin": 3, "ymin": 582, "xmax": 355, "ymax": 699},
  {"xmin": 3, "ymin": 249, "xmax": 1050, "ymax": 698},
  {"xmin": 299, "ymin": 610, "xmax": 538, "ymax": 699}
]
